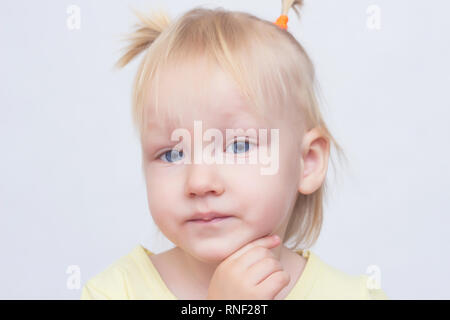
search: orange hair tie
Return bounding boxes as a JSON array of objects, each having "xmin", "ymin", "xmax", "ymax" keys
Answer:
[{"xmin": 274, "ymin": 14, "xmax": 288, "ymax": 30}]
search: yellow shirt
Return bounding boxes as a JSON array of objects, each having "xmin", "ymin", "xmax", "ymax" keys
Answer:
[{"xmin": 80, "ymin": 244, "xmax": 389, "ymax": 300}]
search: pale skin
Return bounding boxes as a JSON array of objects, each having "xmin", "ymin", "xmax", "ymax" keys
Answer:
[{"xmin": 141, "ymin": 58, "xmax": 330, "ymax": 300}]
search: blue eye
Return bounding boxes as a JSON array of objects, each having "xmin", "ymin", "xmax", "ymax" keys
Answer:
[
  {"xmin": 158, "ymin": 139, "xmax": 255, "ymax": 163},
  {"xmin": 226, "ymin": 139, "xmax": 255, "ymax": 154},
  {"xmin": 159, "ymin": 149, "xmax": 184, "ymax": 163}
]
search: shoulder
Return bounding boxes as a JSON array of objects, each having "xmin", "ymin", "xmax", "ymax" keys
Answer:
[
  {"xmin": 305, "ymin": 251, "xmax": 389, "ymax": 300},
  {"xmin": 80, "ymin": 245, "xmax": 149, "ymax": 300}
]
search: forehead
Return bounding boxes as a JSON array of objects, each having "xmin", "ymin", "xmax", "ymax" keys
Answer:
[{"xmin": 144, "ymin": 59, "xmax": 265, "ymax": 133}]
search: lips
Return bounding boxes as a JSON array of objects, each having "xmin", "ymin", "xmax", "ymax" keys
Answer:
[
  {"xmin": 188, "ymin": 212, "xmax": 233, "ymax": 222},
  {"xmin": 190, "ymin": 216, "xmax": 231, "ymax": 224}
]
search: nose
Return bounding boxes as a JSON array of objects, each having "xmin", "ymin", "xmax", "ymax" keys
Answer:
[{"xmin": 185, "ymin": 164, "xmax": 225, "ymax": 198}]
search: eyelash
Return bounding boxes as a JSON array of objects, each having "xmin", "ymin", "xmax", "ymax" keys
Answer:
[{"xmin": 155, "ymin": 138, "xmax": 258, "ymax": 163}]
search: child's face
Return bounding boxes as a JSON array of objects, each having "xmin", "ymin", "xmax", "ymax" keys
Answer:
[{"xmin": 142, "ymin": 59, "xmax": 302, "ymax": 263}]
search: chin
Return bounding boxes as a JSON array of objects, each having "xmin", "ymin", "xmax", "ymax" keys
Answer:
[{"xmin": 190, "ymin": 243, "xmax": 236, "ymax": 263}]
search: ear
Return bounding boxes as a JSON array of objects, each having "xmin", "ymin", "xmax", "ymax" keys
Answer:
[{"xmin": 298, "ymin": 127, "xmax": 330, "ymax": 195}]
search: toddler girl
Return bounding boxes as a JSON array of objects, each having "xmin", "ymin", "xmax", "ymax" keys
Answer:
[{"xmin": 81, "ymin": 0, "xmax": 388, "ymax": 300}]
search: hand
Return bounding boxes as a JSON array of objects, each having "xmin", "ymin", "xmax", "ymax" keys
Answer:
[{"xmin": 206, "ymin": 235, "xmax": 290, "ymax": 300}]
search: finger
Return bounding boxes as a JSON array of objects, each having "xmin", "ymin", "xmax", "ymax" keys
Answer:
[
  {"xmin": 246, "ymin": 257, "xmax": 284, "ymax": 286},
  {"xmin": 235, "ymin": 243, "xmax": 279, "ymax": 270},
  {"xmin": 227, "ymin": 234, "xmax": 281, "ymax": 262},
  {"xmin": 255, "ymin": 270, "xmax": 290, "ymax": 300}
]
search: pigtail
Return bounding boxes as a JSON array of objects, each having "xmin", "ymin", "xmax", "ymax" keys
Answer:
[
  {"xmin": 280, "ymin": 0, "xmax": 304, "ymax": 19},
  {"xmin": 115, "ymin": 7, "xmax": 171, "ymax": 69}
]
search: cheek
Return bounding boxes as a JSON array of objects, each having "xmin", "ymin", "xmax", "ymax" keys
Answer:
[
  {"xmin": 253, "ymin": 159, "xmax": 298, "ymax": 227},
  {"xmin": 144, "ymin": 172, "xmax": 182, "ymax": 231},
  {"xmin": 257, "ymin": 188, "xmax": 289, "ymax": 224},
  {"xmin": 230, "ymin": 168, "xmax": 290, "ymax": 227}
]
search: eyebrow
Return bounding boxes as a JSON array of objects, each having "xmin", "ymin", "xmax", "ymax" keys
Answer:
[
  {"xmin": 144, "ymin": 113, "xmax": 264, "ymax": 151},
  {"xmin": 150, "ymin": 117, "xmax": 261, "ymax": 135}
]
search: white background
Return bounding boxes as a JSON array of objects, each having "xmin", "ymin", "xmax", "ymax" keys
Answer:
[{"xmin": 1, "ymin": 0, "xmax": 449, "ymax": 299}]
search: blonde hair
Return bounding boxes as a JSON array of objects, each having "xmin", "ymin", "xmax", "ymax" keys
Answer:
[{"xmin": 115, "ymin": 0, "xmax": 349, "ymax": 250}]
